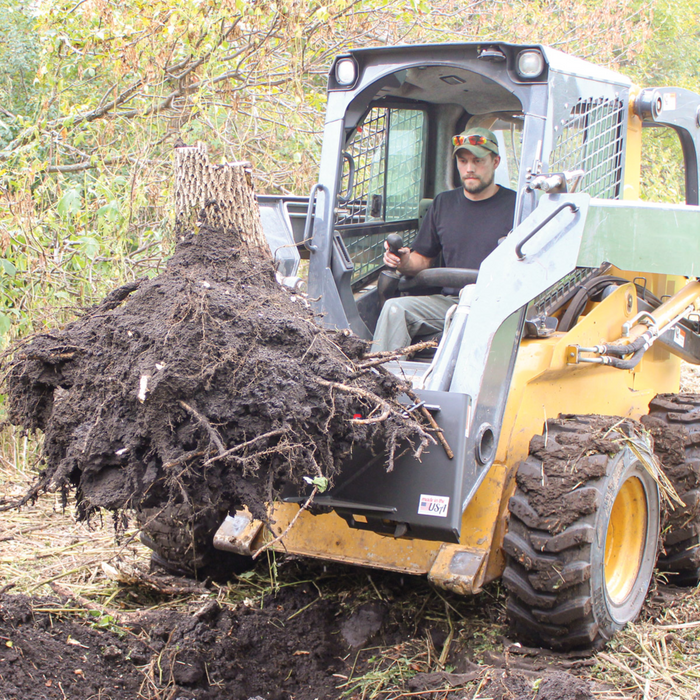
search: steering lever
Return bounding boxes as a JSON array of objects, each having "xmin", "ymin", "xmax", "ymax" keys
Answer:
[{"xmin": 377, "ymin": 234, "xmax": 405, "ymax": 309}]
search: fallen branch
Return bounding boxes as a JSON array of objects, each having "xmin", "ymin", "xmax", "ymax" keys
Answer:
[
  {"xmin": 357, "ymin": 340, "xmax": 438, "ymax": 366},
  {"xmin": 101, "ymin": 561, "xmax": 210, "ymax": 595},
  {"xmin": 49, "ymin": 581, "xmax": 135, "ymax": 623},
  {"xmin": 0, "ymin": 478, "xmax": 48, "ymax": 513}
]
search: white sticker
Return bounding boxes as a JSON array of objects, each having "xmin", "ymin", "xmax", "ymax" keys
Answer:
[
  {"xmin": 662, "ymin": 92, "xmax": 677, "ymax": 111},
  {"xmin": 674, "ymin": 326, "xmax": 686, "ymax": 348},
  {"xmin": 418, "ymin": 494, "xmax": 450, "ymax": 517}
]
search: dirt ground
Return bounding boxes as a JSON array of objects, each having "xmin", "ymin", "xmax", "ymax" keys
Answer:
[
  {"xmin": 2, "ymin": 294, "xmax": 700, "ymax": 698},
  {"xmin": 0, "ymin": 557, "xmax": 612, "ymax": 700},
  {"xmin": 1, "ymin": 469, "xmax": 700, "ymax": 700}
]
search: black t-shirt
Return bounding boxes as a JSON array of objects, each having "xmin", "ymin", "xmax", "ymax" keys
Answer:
[{"xmin": 412, "ymin": 186, "xmax": 517, "ymax": 293}]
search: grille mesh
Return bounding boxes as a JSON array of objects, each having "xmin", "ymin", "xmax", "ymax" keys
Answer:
[
  {"xmin": 532, "ymin": 266, "xmax": 601, "ymax": 317},
  {"xmin": 549, "ymin": 98, "xmax": 625, "ymax": 199},
  {"xmin": 336, "ymin": 109, "xmax": 387, "ymax": 227},
  {"xmin": 337, "ymin": 108, "xmax": 423, "ymax": 286}
]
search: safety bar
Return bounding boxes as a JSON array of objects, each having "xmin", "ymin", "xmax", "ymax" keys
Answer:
[{"xmin": 303, "ymin": 183, "xmax": 331, "ymax": 254}]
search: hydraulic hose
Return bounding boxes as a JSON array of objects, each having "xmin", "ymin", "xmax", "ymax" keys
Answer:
[
  {"xmin": 559, "ymin": 276, "xmax": 662, "ymax": 332},
  {"xmin": 598, "ymin": 331, "xmax": 656, "ymax": 358},
  {"xmin": 580, "ymin": 329, "xmax": 657, "ymax": 371},
  {"xmin": 573, "ymin": 281, "xmax": 700, "ymax": 371},
  {"xmin": 602, "ymin": 347, "xmax": 647, "ymax": 370}
]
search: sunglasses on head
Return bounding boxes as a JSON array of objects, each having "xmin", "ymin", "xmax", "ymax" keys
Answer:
[{"xmin": 452, "ymin": 134, "xmax": 496, "ymax": 147}]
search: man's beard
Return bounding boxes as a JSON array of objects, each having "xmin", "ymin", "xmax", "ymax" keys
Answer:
[{"xmin": 463, "ymin": 172, "xmax": 494, "ymax": 195}]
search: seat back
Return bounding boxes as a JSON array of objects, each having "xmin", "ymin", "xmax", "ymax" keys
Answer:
[{"xmin": 418, "ymin": 198, "xmax": 433, "ymax": 228}]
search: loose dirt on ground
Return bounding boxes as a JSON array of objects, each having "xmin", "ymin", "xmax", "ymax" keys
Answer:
[{"xmin": 2, "ymin": 426, "xmax": 700, "ymax": 700}]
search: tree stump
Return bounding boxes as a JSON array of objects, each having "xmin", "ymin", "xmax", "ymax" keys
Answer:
[{"xmin": 173, "ymin": 143, "xmax": 269, "ymax": 254}]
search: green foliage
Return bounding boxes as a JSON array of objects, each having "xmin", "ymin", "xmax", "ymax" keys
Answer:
[
  {"xmin": 0, "ymin": 0, "xmax": 697, "ymax": 345},
  {"xmin": 0, "ymin": 1, "xmax": 39, "ymax": 128},
  {"xmin": 340, "ymin": 655, "xmax": 418, "ymax": 699},
  {"xmin": 640, "ymin": 126, "xmax": 686, "ymax": 203},
  {"xmin": 626, "ymin": 0, "xmax": 700, "ymax": 89},
  {"xmin": 86, "ymin": 610, "xmax": 127, "ymax": 637}
]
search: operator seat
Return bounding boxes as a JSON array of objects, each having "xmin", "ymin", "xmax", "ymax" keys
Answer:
[{"xmin": 418, "ymin": 198, "xmax": 433, "ymax": 228}]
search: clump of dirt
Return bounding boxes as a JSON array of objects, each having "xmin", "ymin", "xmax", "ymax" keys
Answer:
[
  {"xmin": 0, "ymin": 585, "xmax": 345, "ymax": 700},
  {"xmin": 479, "ymin": 669, "xmax": 593, "ymax": 700},
  {"xmin": 480, "ymin": 669, "xmax": 534, "ymax": 699},
  {"xmin": 2, "ymin": 225, "xmax": 432, "ymax": 541},
  {"xmin": 513, "ymin": 414, "xmax": 635, "ymax": 534}
]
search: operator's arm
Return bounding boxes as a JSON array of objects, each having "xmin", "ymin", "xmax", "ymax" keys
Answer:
[{"xmin": 383, "ymin": 243, "xmax": 433, "ymax": 277}]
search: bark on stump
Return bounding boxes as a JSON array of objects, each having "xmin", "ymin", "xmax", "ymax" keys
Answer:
[{"xmin": 173, "ymin": 143, "xmax": 269, "ymax": 254}]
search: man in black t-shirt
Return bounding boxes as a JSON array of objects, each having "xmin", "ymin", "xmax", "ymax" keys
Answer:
[{"xmin": 372, "ymin": 126, "xmax": 517, "ymax": 353}]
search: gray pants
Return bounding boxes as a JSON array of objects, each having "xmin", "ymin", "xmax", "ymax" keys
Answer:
[{"xmin": 372, "ymin": 294, "xmax": 459, "ymax": 353}]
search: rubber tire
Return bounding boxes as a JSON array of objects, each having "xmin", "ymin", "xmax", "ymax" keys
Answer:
[
  {"xmin": 137, "ymin": 503, "xmax": 249, "ymax": 578},
  {"xmin": 642, "ymin": 394, "xmax": 700, "ymax": 585},
  {"xmin": 503, "ymin": 415, "xmax": 660, "ymax": 651}
]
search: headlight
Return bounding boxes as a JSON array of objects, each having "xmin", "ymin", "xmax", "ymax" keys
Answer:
[
  {"xmin": 335, "ymin": 59, "xmax": 357, "ymax": 87},
  {"xmin": 516, "ymin": 50, "xmax": 545, "ymax": 79}
]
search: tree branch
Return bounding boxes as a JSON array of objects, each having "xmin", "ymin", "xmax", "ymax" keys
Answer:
[{"xmin": 44, "ymin": 156, "xmax": 138, "ymax": 174}]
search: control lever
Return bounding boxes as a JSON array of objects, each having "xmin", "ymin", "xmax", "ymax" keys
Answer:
[
  {"xmin": 377, "ymin": 234, "xmax": 404, "ymax": 309},
  {"xmin": 386, "ymin": 233, "xmax": 403, "ymax": 257}
]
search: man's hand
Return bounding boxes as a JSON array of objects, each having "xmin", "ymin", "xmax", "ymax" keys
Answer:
[
  {"xmin": 383, "ymin": 242, "xmax": 433, "ymax": 277},
  {"xmin": 383, "ymin": 241, "xmax": 411, "ymax": 271}
]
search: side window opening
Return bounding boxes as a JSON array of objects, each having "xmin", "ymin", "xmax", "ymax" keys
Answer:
[
  {"xmin": 336, "ymin": 107, "xmax": 426, "ymax": 287},
  {"xmin": 385, "ymin": 110, "xmax": 425, "ymax": 222},
  {"xmin": 549, "ymin": 98, "xmax": 625, "ymax": 200},
  {"xmin": 639, "ymin": 126, "xmax": 686, "ymax": 204}
]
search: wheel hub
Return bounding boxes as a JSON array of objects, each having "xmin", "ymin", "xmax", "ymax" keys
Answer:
[{"xmin": 604, "ymin": 476, "xmax": 647, "ymax": 605}]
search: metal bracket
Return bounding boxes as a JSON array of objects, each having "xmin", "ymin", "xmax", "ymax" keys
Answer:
[
  {"xmin": 427, "ymin": 544, "xmax": 488, "ymax": 595},
  {"xmin": 566, "ymin": 345, "xmax": 584, "ymax": 365},
  {"xmin": 527, "ymin": 169, "xmax": 585, "ymax": 195},
  {"xmin": 213, "ymin": 510, "xmax": 263, "ymax": 555}
]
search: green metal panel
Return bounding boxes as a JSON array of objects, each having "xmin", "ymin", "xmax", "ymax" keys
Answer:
[{"xmin": 578, "ymin": 199, "xmax": 700, "ymax": 276}]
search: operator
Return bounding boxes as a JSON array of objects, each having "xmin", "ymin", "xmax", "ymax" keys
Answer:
[{"xmin": 372, "ymin": 127, "xmax": 517, "ymax": 353}]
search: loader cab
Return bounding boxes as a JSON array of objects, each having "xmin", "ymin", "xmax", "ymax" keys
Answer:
[
  {"xmin": 323, "ymin": 56, "xmax": 530, "ymax": 336},
  {"xmin": 305, "ymin": 43, "xmax": 633, "ymax": 342}
]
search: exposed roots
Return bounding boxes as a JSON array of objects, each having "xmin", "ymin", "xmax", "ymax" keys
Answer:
[{"xmin": 2, "ymin": 224, "xmax": 437, "ymax": 529}]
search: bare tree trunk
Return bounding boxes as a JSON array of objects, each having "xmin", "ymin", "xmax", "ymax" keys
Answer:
[{"xmin": 173, "ymin": 143, "xmax": 269, "ymax": 254}]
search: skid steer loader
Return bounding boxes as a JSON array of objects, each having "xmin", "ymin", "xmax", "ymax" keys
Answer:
[{"xmin": 152, "ymin": 42, "xmax": 700, "ymax": 650}]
